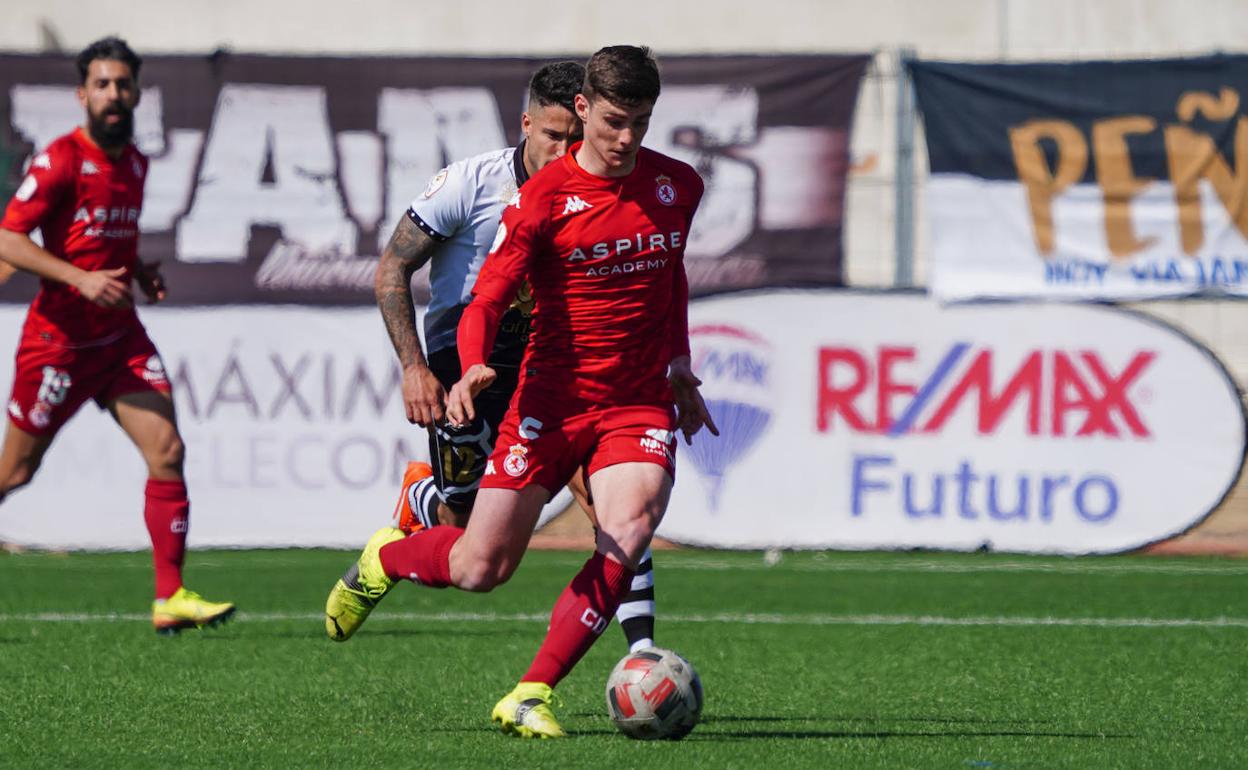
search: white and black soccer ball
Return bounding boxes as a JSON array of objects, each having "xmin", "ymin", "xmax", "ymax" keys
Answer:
[{"xmin": 605, "ymin": 646, "xmax": 703, "ymax": 740}]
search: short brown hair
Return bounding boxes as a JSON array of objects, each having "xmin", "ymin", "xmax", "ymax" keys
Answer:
[{"xmin": 582, "ymin": 45, "xmax": 660, "ymax": 107}]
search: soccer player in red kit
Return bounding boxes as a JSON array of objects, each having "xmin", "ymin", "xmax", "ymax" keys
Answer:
[
  {"xmin": 326, "ymin": 45, "xmax": 717, "ymax": 737},
  {"xmin": 0, "ymin": 37, "xmax": 234, "ymax": 633}
]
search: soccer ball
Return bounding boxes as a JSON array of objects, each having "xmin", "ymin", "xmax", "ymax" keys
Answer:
[{"xmin": 605, "ymin": 647, "xmax": 703, "ymax": 740}]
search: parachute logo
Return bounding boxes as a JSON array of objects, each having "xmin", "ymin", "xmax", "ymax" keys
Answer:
[{"xmin": 681, "ymin": 324, "xmax": 773, "ymax": 511}]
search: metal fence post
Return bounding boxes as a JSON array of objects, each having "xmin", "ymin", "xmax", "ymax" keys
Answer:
[{"xmin": 894, "ymin": 47, "xmax": 917, "ymax": 288}]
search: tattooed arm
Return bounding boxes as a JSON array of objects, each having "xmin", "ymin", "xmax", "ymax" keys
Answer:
[{"xmin": 376, "ymin": 213, "xmax": 445, "ymax": 426}]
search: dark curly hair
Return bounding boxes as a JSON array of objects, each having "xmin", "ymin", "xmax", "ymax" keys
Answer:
[{"xmin": 76, "ymin": 36, "xmax": 142, "ymax": 84}]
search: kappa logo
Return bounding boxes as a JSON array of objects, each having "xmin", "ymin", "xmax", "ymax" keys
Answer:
[
  {"xmin": 14, "ymin": 175, "xmax": 36, "ymax": 202},
  {"xmin": 7, "ymin": 399, "xmax": 22, "ymax": 420},
  {"xmin": 80, "ymin": 160, "xmax": 99, "ymax": 176},
  {"xmin": 508, "ymin": 190, "xmax": 522, "ymax": 209},
  {"xmin": 489, "ymin": 223, "xmax": 507, "ymax": 254},
  {"xmin": 31, "ymin": 153, "xmax": 51, "ymax": 170},
  {"xmin": 562, "ymin": 196, "xmax": 593, "ymax": 215}
]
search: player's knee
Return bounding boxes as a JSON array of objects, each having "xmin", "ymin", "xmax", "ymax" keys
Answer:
[
  {"xmin": 1, "ymin": 458, "xmax": 40, "ymax": 494},
  {"xmin": 147, "ymin": 433, "xmax": 185, "ymax": 475},
  {"xmin": 600, "ymin": 509, "xmax": 660, "ymax": 565},
  {"xmin": 456, "ymin": 553, "xmax": 519, "ymax": 592}
]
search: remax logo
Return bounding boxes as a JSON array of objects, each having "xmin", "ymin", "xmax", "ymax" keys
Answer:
[
  {"xmin": 683, "ymin": 325, "xmax": 773, "ymax": 510},
  {"xmin": 816, "ymin": 344, "xmax": 1156, "ymax": 439}
]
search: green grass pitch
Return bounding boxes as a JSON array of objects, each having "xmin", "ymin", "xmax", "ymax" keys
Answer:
[{"xmin": 1, "ymin": 547, "xmax": 1246, "ymax": 768}]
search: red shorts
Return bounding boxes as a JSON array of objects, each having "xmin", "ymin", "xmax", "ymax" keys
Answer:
[
  {"xmin": 480, "ymin": 388, "xmax": 678, "ymax": 494},
  {"xmin": 7, "ymin": 328, "xmax": 171, "ymax": 436}
]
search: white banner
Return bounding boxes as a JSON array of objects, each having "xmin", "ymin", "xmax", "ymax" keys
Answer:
[
  {"xmin": 928, "ymin": 176, "xmax": 1248, "ymax": 301},
  {"xmin": 0, "ymin": 306, "xmax": 569, "ymax": 549},
  {"xmin": 658, "ymin": 290, "xmax": 1247, "ymax": 554}
]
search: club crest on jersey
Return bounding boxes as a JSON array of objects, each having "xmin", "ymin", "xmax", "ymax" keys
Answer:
[
  {"xmin": 28, "ymin": 402, "xmax": 52, "ymax": 429},
  {"xmin": 422, "ymin": 168, "xmax": 449, "ymax": 199},
  {"xmin": 80, "ymin": 160, "xmax": 99, "ymax": 176},
  {"xmin": 500, "ymin": 181, "xmax": 520, "ymax": 209},
  {"xmin": 503, "ymin": 443, "xmax": 530, "ymax": 477},
  {"xmin": 562, "ymin": 195, "xmax": 593, "ymax": 215},
  {"xmin": 655, "ymin": 174, "xmax": 677, "ymax": 206}
]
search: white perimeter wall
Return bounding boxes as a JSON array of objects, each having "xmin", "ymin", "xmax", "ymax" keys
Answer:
[
  {"xmin": 3, "ymin": 0, "xmax": 1248, "ymax": 384},
  {"xmin": 3, "ymin": 0, "xmax": 1246, "ymax": 58}
]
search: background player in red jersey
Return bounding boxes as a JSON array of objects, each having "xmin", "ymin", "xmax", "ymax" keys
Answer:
[
  {"xmin": 0, "ymin": 37, "xmax": 234, "ymax": 634},
  {"xmin": 326, "ymin": 45, "xmax": 717, "ymax": 738}
]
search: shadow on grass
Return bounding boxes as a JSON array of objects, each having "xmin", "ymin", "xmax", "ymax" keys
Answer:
[
  {"xmin": 187, "ymin": 627, "xmax": 521, "ymax": 641},
  {"xmin": 357, "ymin": 714, "xmax": 1135, "ymax": 742},
  {"xmin": 564, "ymin": 714, "xmax": 1133, "ymax": 741}
]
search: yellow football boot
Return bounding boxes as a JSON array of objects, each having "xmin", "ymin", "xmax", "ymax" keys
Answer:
[
  {"xmin": 491, "ymin": 682, "xmax": 566, "ymax": 739},
  {"xmin": 152, "ymin": 587, "xmax": 236, "ymax": 635},
  {"xmin": 325, "ymin": 527, "xmax": 404, "ymax": 641}
]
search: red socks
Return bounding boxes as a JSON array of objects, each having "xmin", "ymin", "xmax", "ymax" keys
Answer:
[
  {"xmin": 144, "ymin": 478, "xmax": 189, "ymax": 600},
  {"xmin": 377, "ymin": 533, "xmax": 634, "ymax": 688},
  {"xmin": 379, "ymin": 526, "xmax": 464, "ymax": 587},
  {"xmin": 523, "ymin": 552, "xmax": 635, "ymax": 687}
]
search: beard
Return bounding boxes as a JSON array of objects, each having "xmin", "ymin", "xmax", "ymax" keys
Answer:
[{"xmin": 87, "ymin": 104, "xmax": 134, "ymax": 149}]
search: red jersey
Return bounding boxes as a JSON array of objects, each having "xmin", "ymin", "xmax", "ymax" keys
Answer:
[
  {"xmin": 459, "ymin": 144, "xmax": 703, "ymax": 406},
  {"xmin": 1, "ymin": 128, "xmax": 147, "ymax": 346}
]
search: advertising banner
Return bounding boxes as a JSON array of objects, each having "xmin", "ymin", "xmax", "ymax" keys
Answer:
[
  {"xmin": 4, "ymin": 292, "xmax": 1239, "ymax": 552},
  {"xmin": 0, "ymin": 52, "xmax": 869, "ymax": 304},
  {"xmin": 660, "ymin": 290, "xmax": 1246, "ymax": 553},
  {"xmin": 911, "ymin": 55, "xmax": 1248, "ymax": 300},
  {"xmin": 0, "ymin": 306, "xmax": 569, "ymax": 549}
]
